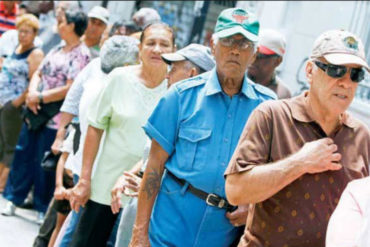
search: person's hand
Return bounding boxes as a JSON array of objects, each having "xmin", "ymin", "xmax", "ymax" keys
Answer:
[
  {"xmin": 122, "ymin": 171, "xmax": 142, "ymax": 196},
  {"xmin": 51, "ymin": 137, "xmax": 64, "ymax": 155},
  {"xmin": 25, "ymin": 91, "xmax": 40, "ymax": 114},
  {"xmin": 64, "ymin": 188, "xmax": 72, "ymax": 200},
  {"xmin": 54, "ymin": 185, "xmax": 67, "ymax": 200},
  {"xmin": 129, "ymin": 225, "xmax": 151, "ymax": 247},
  {"xmin": 111, "ymin": 172, "xmax": 142, "ymax": 214},
  {"xmin": 293, "ymin": 137, "xmax": 342, "ymax": 174},
  {"xmin": 69, "ymin": 178, "xmax": 91, "ymax": 212},
  {"xmin": 226, "ymin": 204, "xmax": 248, "ymax": 227}
]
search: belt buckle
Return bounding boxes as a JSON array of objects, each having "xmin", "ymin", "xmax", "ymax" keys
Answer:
[{"xmin": 206, "ymin": 193, "xmax": 225, "ymax": 209}]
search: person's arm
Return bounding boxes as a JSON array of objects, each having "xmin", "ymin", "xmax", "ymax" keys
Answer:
[
  {"xmin": 226, "ymin": 137, "xmax": 341, "ymax": 205},
  {"xmin": 129, "ymin": 140, "xmax": 169, "ymax": 247},
  {"xmin": 26, "ymin": 69, "xmax": 42, "ymax": 114},
  {"xmin": 69, "ymin": 125, "xmax": 103, "ymax": 212},
  {"xmin": 54, "ymin": 152, "xmax": 69, "ymax": 200}
]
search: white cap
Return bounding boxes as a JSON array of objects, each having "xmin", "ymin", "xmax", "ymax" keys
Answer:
[
  {"xmin": 88, "ymin": 6, "xmax": 109, "ymax": 25},
  {"xmin": 310, "ymin": 29, "xmax": 369, "ymax": 71},
  {"xmin": 258, "ymin": 29, "xmax": 286, "ymax": 56}
]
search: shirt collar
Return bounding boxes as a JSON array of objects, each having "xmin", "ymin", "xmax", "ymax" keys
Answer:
[
  {"xmin": 205, "ymin": 68, "xmax": 258, "ymax": 99},
  {"xmin": 289, "ymin": 91, "xmax": 358, "ymax": 129}
]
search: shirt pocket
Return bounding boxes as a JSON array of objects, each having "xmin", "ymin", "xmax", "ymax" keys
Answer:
[{"xmin": 176, "ymin": 127, "xmax": 212, "ymax": 171}]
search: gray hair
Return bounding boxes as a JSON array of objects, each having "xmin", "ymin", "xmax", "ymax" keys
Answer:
[
  {"xmin": 132, "ymin": 8, "xmax": 161, "ymax": 29},
  {"xmin": 100, "ymin": 35, "xmax": 140, "ymax": 73}
]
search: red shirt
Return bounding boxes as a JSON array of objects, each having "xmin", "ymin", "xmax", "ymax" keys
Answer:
[{"xmin": 0, "ymin": 1, "xmax": 18, "ymax": 37}]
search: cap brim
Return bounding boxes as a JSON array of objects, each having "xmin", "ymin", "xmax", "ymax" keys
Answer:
[
  {"xmin": 214, "ymin": 26, "xmax": 258, "ymax": 42},
  {"xmin": 324, "ymin": 53, "xmax": 370, "ymax": 72},
  {"xmin": 258, "ymin": 45, "xmax": 277, "ymax": 55},
  {"xmin": 161, "ymin": 53, "xmax": 186, "ymax": 65},
  {"xmin": 88, "ymin": 14, "xmax": 108, "ymax": 25}
]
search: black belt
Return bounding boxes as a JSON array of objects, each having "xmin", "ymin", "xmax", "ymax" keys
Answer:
[{"xmin": 167, "ymin": 171, "xmax": 237, "ymax": 212}]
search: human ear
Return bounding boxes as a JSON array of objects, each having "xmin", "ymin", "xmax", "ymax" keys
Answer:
[
  {"xmin": 305, "ymin": 61, "xmax": 314, "ymax": 85},
  {"xmin": 210, "ymin": 38, "xmax": 216, "ymax": 55}
]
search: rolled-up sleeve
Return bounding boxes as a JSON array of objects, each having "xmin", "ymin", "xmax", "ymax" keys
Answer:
[
  {"xmin": 143, "ymin": 86, "xmax": 180, "ymax": 155},
  {"xmin": 225, "ymin": 104, "xmax": 272, "ymax": 176},
  {"xmin": 87, "ymin": 72, "xmax": 116, "ymax": 130}
]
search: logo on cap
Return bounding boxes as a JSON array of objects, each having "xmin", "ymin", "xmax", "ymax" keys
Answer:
[
  {"xmin": 343, "ymin": 36, "xmax": 358, "ymax": 51},
  {"xmin": 232, "ymin": 9, "xmax": 248, "ymax": 24}
]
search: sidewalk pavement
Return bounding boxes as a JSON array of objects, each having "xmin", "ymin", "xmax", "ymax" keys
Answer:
[{"xmin": 0, "ymin": 195, "xmax": 39, "ymax": 246}]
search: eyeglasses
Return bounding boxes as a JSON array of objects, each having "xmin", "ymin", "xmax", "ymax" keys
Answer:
[
  {"xmin": 219, "ymin": 37, "xmax": 255, "ymax": 50},
  {"xmin": 314, "ymin": 61, "xmax": 365, "ymax": 83}
]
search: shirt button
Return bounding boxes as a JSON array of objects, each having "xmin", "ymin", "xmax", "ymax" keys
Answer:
[{"xmin": 224, "ymin": 138, "xmax": 229, "ymax": 143}]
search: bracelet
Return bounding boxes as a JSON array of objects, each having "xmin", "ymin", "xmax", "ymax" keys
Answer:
[{"xmin": 38, "ymin": 92, "xmax": 43, "ymax": 104}]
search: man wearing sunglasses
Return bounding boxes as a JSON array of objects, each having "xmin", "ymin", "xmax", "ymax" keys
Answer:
[
  {"xmin": 225, "ymin": 29, "xmax": 370, "ymax": 247},
  {"xmin": 130, "ymin": 8, "xmax": 276, "ymax": 247},
  {"xmin": 247, "ymin": 29, "xmax": 291, "ymax": 99}
]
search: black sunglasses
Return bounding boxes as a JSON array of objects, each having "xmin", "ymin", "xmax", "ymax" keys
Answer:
[{"xmin": 314, "ymin": 61, "xmax": 365, "ymax": 83}]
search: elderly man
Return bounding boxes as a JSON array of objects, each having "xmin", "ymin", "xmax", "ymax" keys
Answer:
[
  {"xmin": 225, "ymin": 29, "xmax": 370, "ymax": 247},
  {"xmin": 129, "ymin": 8, "xmax": 276, "ymax": 247},
  {"xmin": 162, "ymin": 43, "xmax": 215, "ymax": 86},
  {"xmin": 82, "ymin": 6, "xmax": 109, "ymax": 58},
  {"xmin": 247, "ymin": 29, "xmax": 291, "ymax": 99}
]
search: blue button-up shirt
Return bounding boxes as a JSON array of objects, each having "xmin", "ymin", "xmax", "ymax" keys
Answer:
[{"xmin": 143, "ymin": 68, "xmax": 276, "ymax": 247}]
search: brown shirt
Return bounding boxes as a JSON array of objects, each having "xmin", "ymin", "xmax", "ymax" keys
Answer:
[{"xmin": 225, "ymin": 92, "xmax": 370, "ymax": 247}]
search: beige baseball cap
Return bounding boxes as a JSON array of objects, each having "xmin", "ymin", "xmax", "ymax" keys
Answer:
[
  {"xmin": 310, "ymin": 29, "xmax": 369, "ymax": 71},
  {"xmin": 258, "ymin": 29, "xmax": 286, "ymax": 56}
]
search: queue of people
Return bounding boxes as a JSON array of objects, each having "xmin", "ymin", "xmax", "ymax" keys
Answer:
[{"xmin": 0, "ymin": 1, "xmax": 369, "ymax": 247}]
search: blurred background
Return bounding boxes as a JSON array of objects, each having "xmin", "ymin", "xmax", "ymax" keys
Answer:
[{"xmin": 20, "ymin": 0, "xmax": 370, "ymax": 125}]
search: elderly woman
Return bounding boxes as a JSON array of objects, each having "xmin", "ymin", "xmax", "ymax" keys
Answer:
[
  {"xmin": 0, "ymin": 14, "xmax": 44, "ymax": 193},
  {"xmin": 50, "ymin": 35, "xmax": 140, "ymax": 247},
  {"xmin": 2, "ymin": 9, "xmax": 90, "ymax": 223},
  {"xmin": 68, "ymin": 22, "xmax": 175, "ymax": 247}
]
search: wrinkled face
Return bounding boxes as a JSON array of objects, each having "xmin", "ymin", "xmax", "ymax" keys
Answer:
[
  {"xmin": 85, "ymin": 17, "xmax": 107, "ymax": 41},
  {"xmin": 211, "ymin": 34, "xmax": 256, "ymax": 79},
  {"xmin": 166, "ymin": 60, "xmax": 194, "ymax": 87},
  {"xmin": 247, "ymin": 52, "xmax": 281, "ymax": 82},
  {"xmin": 306, "ymin": 58, "xmax": 360, "ymax": 116},
  {"xmin": 139, "ymin": 26, "xmax": 174, "ymax": 68},
  {"xmin": 18, "ymin": 24, "xmax": 37, "ymax": 46}
]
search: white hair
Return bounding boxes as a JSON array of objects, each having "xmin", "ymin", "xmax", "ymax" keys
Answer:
[{"xmin": 100, "ymin": 35, "xmax": 139, "ymax": 73}]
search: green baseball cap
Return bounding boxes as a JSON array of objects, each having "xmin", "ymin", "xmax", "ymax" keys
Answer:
[{"xmin": 214, "ymin": 8, "xmax": 259, "ymax": 42}]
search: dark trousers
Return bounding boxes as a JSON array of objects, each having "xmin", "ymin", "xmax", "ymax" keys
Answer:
[
  {"xmin": 3, "ymin": 124, "xmax": 56, "ymax": 213},
  {"xmin": 70, "ymin": 200, "xmax": 119, "ymax": 247},
  {"xmin": 33, "ymin": 198, "xmax": 57, "ymax": 247}
]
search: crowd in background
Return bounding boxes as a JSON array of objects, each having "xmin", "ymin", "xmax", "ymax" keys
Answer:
[{"xmin": 0, "ymin": 1, "xmax": 369, "ymax": 247}]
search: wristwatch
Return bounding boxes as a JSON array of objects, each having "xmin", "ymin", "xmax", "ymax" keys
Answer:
[{"xmin": 38, "ymin": 92, "xmax": 43, "ymax": 104}]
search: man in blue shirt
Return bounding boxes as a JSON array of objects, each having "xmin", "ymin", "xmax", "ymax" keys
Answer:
[{"xmin": 130, "ymin": 8, "xmax": 276, "ymax": 247}]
